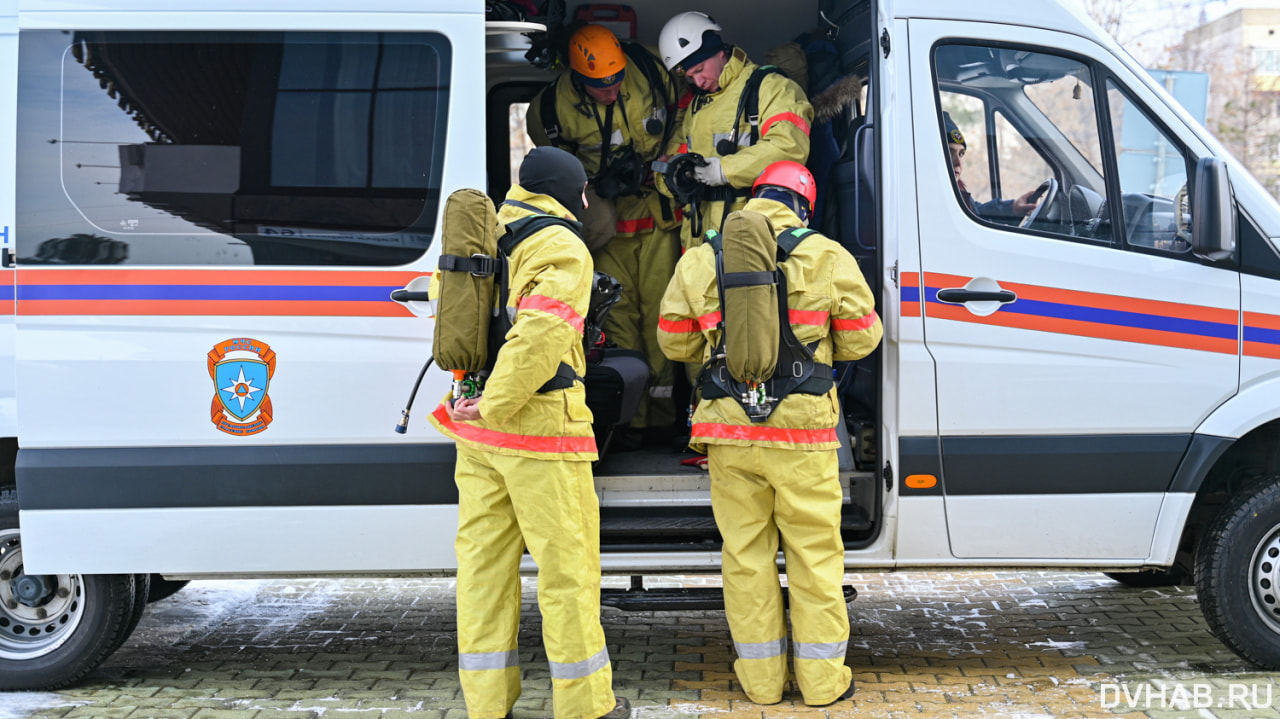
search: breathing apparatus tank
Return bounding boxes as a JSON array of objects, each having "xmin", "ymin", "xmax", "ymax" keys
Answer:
[
  {"xmin": 433, "ymin": 188, "xmax": 502, "ymax": 400},
  {"xmin": 719, "ymin": 210, "xmax": 780, "ymax": 419}
]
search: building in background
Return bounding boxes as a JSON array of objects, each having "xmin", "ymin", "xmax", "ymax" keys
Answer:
[{"xmin": 1176, "ymin": 7, "xmax": 1280, "ymax": 196}]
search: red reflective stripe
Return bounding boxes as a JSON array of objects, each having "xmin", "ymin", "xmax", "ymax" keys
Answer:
[
  {"xmin": 692, "ymin": 422, "xmax": 837, "ymax": 444},
  {"xmin": 432, "ymin": 404, "xmax": 597, "ymax": 454},
  {"xmin": 658, "ymin": 310, "xmax": 720, "ymax": 334},
  {"xmin": 834, "ymin": 311, "xmax": 879, "ymax": 332},
  {"xmin": 789, "ymin": 309, "xmax": 828, "ymax": 326},
  {"xmin": 616, "ymin": 216, "xmax": 655, "ymax": 234},
  {"xmin": 678, "ymin": 90, "xmax": 693, "ymax": 109},
  {"xmin": 762, "ymin": 112, "xmax": 811, "ymax": 137},
  {"xmin": 518, "ymin": 294, "xmax": 585, "ymax": 333},
  {"xmin": 659, "ymin": 316, "xmax": 699, "ymax": 333}
]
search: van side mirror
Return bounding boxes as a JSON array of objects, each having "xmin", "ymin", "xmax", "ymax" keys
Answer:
[{"xmin": 1191, "ymin": 157, "xmax": 1237, "ymax": 263}]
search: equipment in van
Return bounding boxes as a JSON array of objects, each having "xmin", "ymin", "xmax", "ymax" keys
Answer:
[{"xmin": 697, "ymin": 213, "xmax": 831, "ymax": 422}]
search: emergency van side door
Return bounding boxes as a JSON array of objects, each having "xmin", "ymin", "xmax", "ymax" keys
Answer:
[
  {"xmin": 15, "ymin": 7, "xmax": 482, "ymax": 576},
  {"xmin": 909, "ymin": 20, "xmax": 1239, "ymax": 559}
]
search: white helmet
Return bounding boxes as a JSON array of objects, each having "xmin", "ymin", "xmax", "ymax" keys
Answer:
[{"xmin": 658, "ymin": 11, "xmax": 723, "ymax": 72}]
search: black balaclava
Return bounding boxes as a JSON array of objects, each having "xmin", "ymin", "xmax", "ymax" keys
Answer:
[{"xmin": 519, "ymin": 146, "xmax": 588, "ymax": 217}]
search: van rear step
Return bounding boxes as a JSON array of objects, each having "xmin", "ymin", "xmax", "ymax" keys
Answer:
[
  {"xmin": 599, "ymin": 504, "xmax": 871, "ymax": 540},
  {"xmin": 601, "ymin": 576, "xmax": 858, "ymax": 612}
]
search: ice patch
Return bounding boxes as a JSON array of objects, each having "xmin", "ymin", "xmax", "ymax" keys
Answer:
[
  {"xmin": 0, "ymin": 693, "xmax": 90, "ymax": 719},
  {"xmin": 1026, "ymin": 640, "xmax": 1087, "ymax": 650}
]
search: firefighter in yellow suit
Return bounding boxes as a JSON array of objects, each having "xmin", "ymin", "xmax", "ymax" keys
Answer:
[
  {"xmin": 656, "ymin": 11, "xmax": 813, "ymax": 249},
  {"xmin": 658, "ymin": 162, "xmax": 882, "ymax": 706},
  {"xmin": 430, "ymin": 147, "xmax": 628, "ymax": 719},
  {"xmin": 526, "ymin": 24, "xmax": 684, "ymax": 442}
]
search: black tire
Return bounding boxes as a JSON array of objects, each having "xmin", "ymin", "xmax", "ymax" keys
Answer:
[
  {"xmin": 108, "ymin": 574, "xmax": 150, "ymax": 655},
  {"xmin": 1104, "ymin": 568, "xmax": 1187, "ymax": 588},
  {"xmin": 146, "ymin": 576, "xmax": 190, "ymax": 604},
  {"xmin": 0, "ymin": 486, "xmax": 137, "ymax": 690},
  {"xmin": 1196, "ymin": 476, "xmax": 1280, "ymax": 668}
]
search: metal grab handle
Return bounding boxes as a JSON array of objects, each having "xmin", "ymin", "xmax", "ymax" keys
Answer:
[
  {"xmin": 936, "ymin": 288, "xmax": 1017, "ymax": 304},
  {"xmin": 391, "ymin": 289, "xmax": 432, "ymax": 302}
]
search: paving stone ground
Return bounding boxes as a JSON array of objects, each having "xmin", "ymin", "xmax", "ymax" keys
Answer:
[{"xmin": 3, "ymin": 571, "xmax": 1280, "ymax": 719}]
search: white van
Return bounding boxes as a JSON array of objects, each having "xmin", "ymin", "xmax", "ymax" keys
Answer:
[{"xmin": 2, "ymin": 0, "xmax": 1277, "ymax": 690}]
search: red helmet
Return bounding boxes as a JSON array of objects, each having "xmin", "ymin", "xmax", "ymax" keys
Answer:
[{"xmin": 753, "ymin": 161, "xmax": 817, "ymax": 211}]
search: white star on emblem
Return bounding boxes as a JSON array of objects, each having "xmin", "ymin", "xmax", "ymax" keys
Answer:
[{"xmin": 221, "ymin": 367, "xmax": 261, "ymax": 412}]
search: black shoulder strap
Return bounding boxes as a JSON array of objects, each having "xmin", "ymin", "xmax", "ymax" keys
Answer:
[
  {"xmin": 539, "ymin": 79, "xmax": 576, "ymax": 152},
  {"xmin": 726, "ymin": 66, "xmax": 789, "ymax": 150},
  {"xmin": 621, "ymin": 42, "xmax": 668, "ymax": 108},
  {"xmin": 499, "ymin": 214, "xmax": 580, "ymax": 256},
  {"xmin": 777, "ymin": 227, "xmax": 815, "ymax": 260}
]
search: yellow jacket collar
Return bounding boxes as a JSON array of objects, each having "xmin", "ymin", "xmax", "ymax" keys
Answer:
[
  {"xmin": 503, "ymin": 185, "xmax": 578, "ymax": 222},
  {"xmin": 714, "ymin": 47, "xmax": 752, "ymax": 96},
  {"xmin": 744, "ymin": 197, "xmax": 805, "ymax": 232}
]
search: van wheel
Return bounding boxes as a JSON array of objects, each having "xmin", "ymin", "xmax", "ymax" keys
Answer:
[
  {"xmin": 147, "ymin": 576, "xmax": 190, "ymax": 604},
  {"xmin": 1196, "ymin": 476, "xmax": 1280, "ymax": 668},
  {"xmin": 1103, "ymin": 568, "xmax": 1186, "ymax": 588},
  {"xmin": 109, "ymin": 574, "xmax": 150, "ymax": 654},
  {"xmin": 0, "ymin": 487, "xmax": 136, "ymax": 690}
]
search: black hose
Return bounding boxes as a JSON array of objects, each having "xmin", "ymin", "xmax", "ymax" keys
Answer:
[{"xmin": 394, "ymin": 356, "xmax": 434, "ymax": 434}]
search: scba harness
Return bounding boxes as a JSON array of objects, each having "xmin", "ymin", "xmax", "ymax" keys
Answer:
[
  {"xmin": 697, "ymin": 224, "xmax": 834, "ymax": 423},
  {"xmin": 435, "ymin": 197, "xmax": 589, "ymax": 399}
]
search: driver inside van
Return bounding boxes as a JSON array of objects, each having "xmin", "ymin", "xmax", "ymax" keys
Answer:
[{"xmin": 944, "ymin": 111, "xmax": 1042, "ymax": 222}]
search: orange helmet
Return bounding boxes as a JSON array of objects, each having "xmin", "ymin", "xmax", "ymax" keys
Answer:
[
  {"xmin": 569, "ymin": 24, "xmax": 626, "ymax": 87},
  {"xmin": 753, "ymin": 161, "xmax": 817, "ymax": 212}
]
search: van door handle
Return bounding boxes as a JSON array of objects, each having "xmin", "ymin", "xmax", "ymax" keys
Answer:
[
  {"xmin": 391, "ymin": 289, "xmax": 432, "ymax": 302},
  {"xmin": 936, "ymin": 288, "xmax": 1017, "ymax": 304}
]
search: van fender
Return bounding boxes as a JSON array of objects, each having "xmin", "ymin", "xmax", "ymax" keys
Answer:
[
  {"xmin": 1145, "ymin": 380, "xmax": 1280, "ymax": 564},
  {"xmin": 1196, "ymin": 376, "xmax": 1280, "ymax": 440}
]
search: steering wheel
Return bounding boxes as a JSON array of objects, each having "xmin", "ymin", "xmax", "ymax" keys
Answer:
[{"xmin": 1019, "ymin": 178, "xmax": 1059, "ymax": 229}]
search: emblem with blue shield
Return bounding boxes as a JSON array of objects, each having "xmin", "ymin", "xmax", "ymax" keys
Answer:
[{"xmin": 207, "ymin": 338, "xmax": 277, "ymax": 436}]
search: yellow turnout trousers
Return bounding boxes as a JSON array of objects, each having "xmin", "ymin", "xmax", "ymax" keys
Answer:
[
  {"xmin": 708, "ymin": 444, "xmax": 852, "ymax": 705},
  {"xmin": 454, "ymin": 444, "xmax": 615, "ymax": 719},
  {"xmin": 592, "ymin": 217, "xmax": 679, "ymax": 429}
]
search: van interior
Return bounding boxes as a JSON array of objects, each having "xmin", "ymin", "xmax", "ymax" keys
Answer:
[{"xmin": 484, "ymin": 0, "xmax": 884, "ymax": 555}]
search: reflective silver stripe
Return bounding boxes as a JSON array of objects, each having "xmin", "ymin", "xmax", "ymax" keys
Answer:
[
  {"xmin": 549, "ymin": 646, "xmax": 610, "ymax": 680},
  {"xmin": 648, "ymin": 384, "xmax": 673, "ymax": 399},
  {"xmin": 734, "ymin": 636, "xmax": 787, "ymax": 660},
  {"xmin": 794, "ymin": 640, "xmax": 848, "ymax": 660},
  {"xmin": 459, "ymin": 649, "xmax": 520, "ymax": 671}
]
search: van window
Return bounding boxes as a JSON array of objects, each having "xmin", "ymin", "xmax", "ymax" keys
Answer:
[
  {"xmin": 938, "ymin": 92, "xmax": 991, "ymax": 202},
  {"xmin": 993, "ymin": 110, "xmax": 1053, "ymax": 199},
  {"xmin": 1106, "ymin": 80, "xmax": 1192, "ymax": 254},
  {"xmin": 17, "ymin": 30, "xmax": 451, "ymax": 266},
  {"xmin": 510, "ymin": 102, "xmax": 535, "ymax": 187},
  {"xmin": 933, "ymin": 43, "xmax": 1110, "ymax": 244}
]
